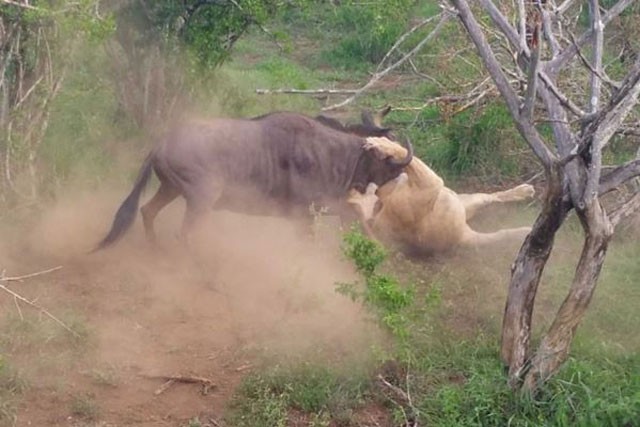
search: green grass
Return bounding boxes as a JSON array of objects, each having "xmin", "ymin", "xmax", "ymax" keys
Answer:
[
  {"xmin": 70, "ymin": 393, "xmax": 100, "ymax": 421},
  {"xmin": 227, "ymin": 363, "xmax": 372, "ymax": 427},
  {"xmin": 229, "ymin": 226, "xmax": 640, "ymax": 425},
  {"xmin": 0, "ymin": 357, "xmax": 26, "ymax": 427}
]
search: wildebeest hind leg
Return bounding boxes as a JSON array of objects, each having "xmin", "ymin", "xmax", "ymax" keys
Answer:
[
  {"xmin": 140, "ymin": 183, "xmax": 179, "ymax": 244},
  {"xmin": 180, "ymin": 186, "xmax": 222, "ymax": 245}
]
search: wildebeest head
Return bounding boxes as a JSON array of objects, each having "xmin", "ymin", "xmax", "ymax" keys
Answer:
[{"xmin": 351, "ymin": 135, "xmax": 413, "ymax": 193}]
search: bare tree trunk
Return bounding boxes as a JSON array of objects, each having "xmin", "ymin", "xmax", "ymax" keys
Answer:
[
  {"xmin": 523, "ymin": 200, "xmax": 613, "ymax": 390},
  {"xmin": 450, "ymin": 0, "xmax": 640, "ymax": 392},
  {"xmin": 501, "ymin": 165, "xmax": 572, "ymax": 386}
]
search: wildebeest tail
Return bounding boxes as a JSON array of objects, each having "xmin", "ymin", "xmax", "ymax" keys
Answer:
[{"xmin": 92, "ymin": 153, "xmax": 154, "ymax": 252}]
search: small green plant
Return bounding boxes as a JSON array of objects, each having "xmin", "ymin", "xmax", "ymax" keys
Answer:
[
  {"xmin": 89, "ymin": 367, "xmax": 119, "ymax": 388},
  {"xmin": 227, "ymin": 364, "xmax": 370, "ymax": 426},
  {"xmin": 70, "ymin": 394, "xmax": 99, "ymax": 421},
  {"xmin": 337, "ymin": 227, "xmax": 414, "ymax": 343},
  {"xmin": 227, "ymin": 373, "xmax": 290, "ymax": 427}
]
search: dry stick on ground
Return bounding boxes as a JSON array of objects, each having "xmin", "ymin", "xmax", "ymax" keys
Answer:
[
  {"xmin": 139, "ymin": 374, "xmax": 216, "ymax": 395},
  {"xmin": 0, "ymin": 267, "xmax": 80, "ymax": 338},
  {"xmin": 376, "ymin": 374, "xmax": 418, "ymax": 426},
  {"xmin": 0, "ymin": 265, "xmax": 63, "ymax": 282},
  {"xmin": 254, "ymin": 12, "xmax": 451, "ymax": 110},
  {"xmin": 255, "ymin": 88, "xmax": 359, "ymax": 95}
]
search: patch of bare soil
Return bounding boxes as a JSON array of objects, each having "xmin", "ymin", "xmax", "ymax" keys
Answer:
[{"xmin": 1, "ymin": 190, "xmax": 380, "ymax": 426}]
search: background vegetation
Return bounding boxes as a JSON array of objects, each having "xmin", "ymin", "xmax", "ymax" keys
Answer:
[{"xmin": 1, "ymin": 0, "xmax": 639, "ymax": 425}]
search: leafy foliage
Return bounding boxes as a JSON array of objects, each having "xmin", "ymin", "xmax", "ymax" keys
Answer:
[
  {"xmin": 115, "ymin": 0, "xmax": 307, "ymax": 67},
  {"xmin": 338, "ymin": 227, "xmax": 414, "ymax": 342}
]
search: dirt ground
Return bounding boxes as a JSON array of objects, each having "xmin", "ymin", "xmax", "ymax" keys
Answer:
[{"xmin": 1, "ymin": 190, "xmax": 381, "ymax": 426}]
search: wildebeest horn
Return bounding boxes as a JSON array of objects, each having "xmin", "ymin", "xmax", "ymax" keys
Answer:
[
  {"xmin": 361, "ymin": 110, "xmax": 392, "ymax": 136},
  {"xmin": 361, "ymin": 110, "xmax": 376, "ymax": 128},
  {"xmin": 389, "ymin": 137, "xmax": 413, "ymax": 167},
  {"xmin": 362, "ymin": 105, "xmax": 392, "ymax": 128}
]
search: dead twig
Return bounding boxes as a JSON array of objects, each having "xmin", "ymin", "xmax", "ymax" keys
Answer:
[
  {"xmin": 140, "ymin": 374, "xmax": 216, "ymax": 395},
  {"xmin": 323, "ymin": 11, "xmax": 452, "ymax": 111},
  {"xmin": 0, "ymin": 265, "xmax": 62, "ymax": 282},
  {"xmin": 376, "ymin": 374, "xmax": 418, "ymax": 426},
  {"xmin": 1, "ymin": 0, "xmax": 40, "ymax": 10},
  {"xmin": 235, "ymin": 363, "xmax": 252, "ymax": 372},
  {"xmin": 0, "ymin": 268, "xmax": 80, "ymax": 338},
  {"xmin": 255, "ymin": 88, "xmax": 358, "ymax": 95}
]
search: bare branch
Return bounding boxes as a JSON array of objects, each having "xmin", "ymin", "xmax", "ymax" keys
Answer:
[
  {"xmin": 255, "ymin": 88, "xmax": 358, "ymax": 95},
  {"xmin": 407, "ymin": 58, "xmax": 445, "ymax": 88},
  {"xmin": 227, "ymin": 0, "xmax": 284, "ymax": 51},
  {"xmin": 0, "ymin": 265, "xmax": 63, "ymax": 282},
  {"xmin": 541, "ymin": 6, "xmax": 561, "ymax": 56},
  {"xmin": 0, "ymin": 0, "xmax": 40, "ymax": 10},
  {"xmin": 452, "ymin": 0, "xmax": 556, "ymax": 166},
  {"xmin": 556, "ymin": 0, "xmax": 576, "ymax": 15},
  {"xmin": 583, "ymin": 0, "xmax": 606, "ymax": 204},
  {"xmin": 477, "ymin": 0, "xmax": 586, "ymax": 118},
  {"xmin": 478, "ymin": 0, "xmax": 524, "ymax": 53},
  {"xmin": 616, "ymin": 124, "xmax": 640, "ymax": 137},
  {"xmin": 548, "ymin": 0, "xmax": 636, "ymax": 73},
  {"xmin": 376, "ymin": 13, "xmax": 443, "ymax": 73},
  {"xmin": 322, "ymin": 12, "xmax": 452, "ymax": 111},
  {"xmin": 587, "ymin": 0, "xmax": 604, "ymax": 113},
  {"xmin": 569, "ymin": 30, "xmax": 620, "ymax": 91},
  {"xmin": 392, "ymin": 77, "xmax": 493, "ymax": 112},
  {"xmin": 609, "ymin": 191, "xmax": 640, "ymax": 227},
  {"xmin": 522, "ymin": 13, "xmax": 541, "ymax": 121},
  {"xmin": 139, "ymin": 373, "xmax": 216, "ymax": 395},
  {"xmin": 0, "ymin": 272, "xmax": 80, "ymax": 338},
  {"xmin": 599, "ymin": 159, "xmax": 640, "ymax": 195},
  {"xmin": 517, "ymin": 0, "xmax": 527, "ymax": 53},
  {"xmin": 538, "ymin": 72, "xmax": 586, "ymax": 116},
  {"xmin": 590, "ymin": 55, "xmax": 640, "ymax": 149}
]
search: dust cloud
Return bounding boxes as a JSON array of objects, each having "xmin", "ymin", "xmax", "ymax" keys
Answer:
[{"xmin": 5, "ymin": 183, "xmax": 381, "ymax": 376}]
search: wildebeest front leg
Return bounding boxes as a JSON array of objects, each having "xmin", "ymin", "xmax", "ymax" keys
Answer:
[{"xmin": 140, "ymin": 182, "xmax": 179, "ymax": 244}]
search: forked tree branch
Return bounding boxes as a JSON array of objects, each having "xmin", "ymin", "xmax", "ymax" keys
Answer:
[
  {"xmin": 547, "ymin": 0, "xmax": 636, "ymax": 73},
  {"xmin": 452, "ymin": 0, "xmax": 556, "ymax": 166}
]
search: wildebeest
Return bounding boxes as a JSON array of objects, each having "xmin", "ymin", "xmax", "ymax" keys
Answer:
[
  {"xmin": 94, "ymin": 111, "xmax": 413, "ymax": 250},
  {"xmin": 347, "ymin": 137, "xmax": 535, "ymax": 254},
  {"xmin": 314, "ymin": 106, "xmax": 394, "ymax": 139}
]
